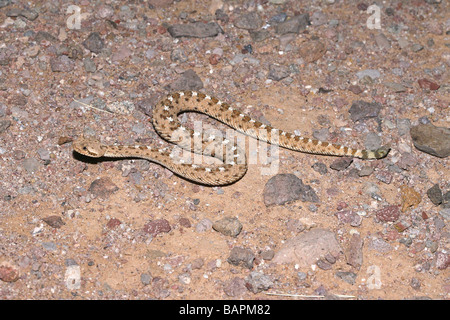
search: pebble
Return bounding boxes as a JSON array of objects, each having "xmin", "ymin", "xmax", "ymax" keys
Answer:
[
  {"xmin": 368, "ymin": 237, "xmax": 392, "ymax": 253},
  {"xmin": 345, "ymin": 233, "xmax": 363, "ymax": 269},
  {"xmin": 335, "ymin": 210, "xmax": 362, "ymax": 226},
  {"xmin": 0, "ymin": 261, "xmax": 20, "ymax": 282},
  {"xmin": 42, "ymin": 215, "xmax": 65, "ymax": 229},
  {"xmin": 418, "ymin": 78, "xmax": 440, "ymax": 90},
  {"xmin": 234, "ymin": 11, "xmax": 263, "ymax": 30},
  {"xmin": 245, "ymin": 271, "xmax": 273, "ymax": 294},
  {"xmin": 375, "ymin": 170, "xmax": 393, "ymax": 184},
  {"xmin": 348, "ymin": 85, "xmax": 363, "ymax": 95},
  {"xmin": 112, "ymin": 45, "xmax": 132, "ymax": 62},
  {"xmin": 195, "ymin": 218, "xmax": 213, "ymax": 233},
  {"xmin": 88, "ymin": 177, "xmax": 119, "ymax": 198},
  {"xmin": 358, "ymin": 166, "xmax": 374, "ymax": 177},
  {"xmin": 411, "ymin": 44, "xmax": 424, "ymax": 52},
  {"xmin": 435, "ymin": 251, "xmax": 449, "ymax": 270},
  {"xmin": 376, "ymin": 205, "xmax": 400, "ymax": 222},
  {"xmin": 96, "ymin": 4, "xmax": 114, "ymax": 19},
  {"xmin": 335, "ymin": 271, "xmax": 357, "ymax": 285},
  {"xmin": 400, "ymin": 185, "xmax": 421, "ymax": 212},
  {"xmin": 223, "ymin": 277, "xmax": 247, "ymax": 297},
  {"xmin": 310, "ymin": 11, "xmax": 328, "ymax": 26},
  {"xmin": 143, "ymin": 219, "xmax": 171, "ymax": 236},
  {"xmin": 82, "ymin": 32, "xmax": 105, "ymax": 54},
  {"xmin": 329, "ymin": 157, "xmax": 353, "ymax": 171},
  {"xmin": 286, "ymin": 218, "xmax": 305, "ymax": 233},
  {"xmin": 249, "ymin": 29, "xmax": 270, "ymax": 42},
  {"xmin": 316, "ymin": 259, "xmax": 333, "ymax": 270},
  {"xmin": 355, "ymin": 69, "xmax": 381, "ymax": 80},
  {"xmin": 178, "ymin": 217, "xmax": 191, "ymax": 228},
  {"xmin": 269, "ymin": 12, "xmax": 287, "ymax": 24},
  {"xmin": 106, "ymin": 218, "xmax": 122, "ymax": 229},
  {"xmin": 170, "ymin": 48, "xmax": 188, "ymax": 63},
  {"xmin": 261, "ymin": 249, "xmax": 275, "ymax": 261},
  {"xmin": 22, "ymin": 158, "xmax": 40, "ymax": 173},
  {"xmin": 273, "ymin": 228, "xmax": 342, "ymax": 267},
  {"xmin": 263, "ymin": 173, "xmax": 319, "ymax": 206},
  {"xmin": 443, "ymin": 191, "xmax": 450, "ymax": 209},
  {"xmin": 50, "ymin": 55, "xmax": 75, "ymax": 72},
  {"xmin": 298, "ymin": 40, "xmax": 327, "ymax": 63},
  {"xmin": 212, "ymin": 217, "xmax": 242, "ymax": 237},
  {"xmin": 165, "ymin": 69, "xmax": 204, "ymax": 92},
  {"xmin": 0, "ymin": 119, "xmax": 11, "ymax": 134},
  {"xmin": 397, "ymin": 118, "xmax": 411, "ymax": 136},
  {"xmin": 348, "ymin": 100, "xmax": 382, "ymax": 122},
  {"xmin": 275, "ymin": 13, "xmax": 309, "ymax": 35},
  {"xmin": 227, "ymin": 247, "xmax": 255, "ymax": 269},
  {"xmin": 410, "ymin": 123, "xmax": 449, "ymax": 158},
  {"xmin": 37, "ymin": 148, "xmax": 50, "ymax": 161},
  {"xmin": 312, "ymin": 162, "xmax": 328, "ymax": 175},
  {"xmin": 167, "ymin": 22, "xmax": 223, "ymax": 38},
  {"xmin": 6, "ymin": 8, "xmax": 38, "ymax": 21},
  {"xmin": 140, "ymin": 273, "xmax": 152, "ymax": 286},
  {"xmin": 83, "ymin": 57, "xmax": 96, "ymax": 73},
  {"xmin": 375, "ymin": 33, "xmax": 391, "ymax": 50},
  {"xmin": 439, "ymin": 209, "xmax": 450, "ymax": 221},
  {"xmin": 384, "ymin": 81, "xmax": 407, "ymax": 92},
  {"xmin": 267, "ymin": 64, "xmax": 290, "ymax": 81}
]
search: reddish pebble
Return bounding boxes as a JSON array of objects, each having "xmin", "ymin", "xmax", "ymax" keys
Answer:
[
  {"xmin": 106, "ymin": 218, "xmax": 122, "ymax": 229},
  {"xmin": 157, "ymin": 25, "xmax": 166, "ymax": 34},
  {"xmin": 209, "ymin": 54, "xmax": 221, "ymax": 65},
  {"xmin": 376, "ymin": 205, "xmax": 400, "ymax": 222},
  {"xmin": 144, "ymin": 219, "xmax": 171, "ymax": 236},
  {"xmin": 418, "ymin": 78, "xmax": 440, "ymax": 90},
  {"xmin": 178, "ymin": 217, "xmax": 191, "ymax": 228},
  {"xmin": 0, "ymin": 262, "xmax": 19, "ymax": 282}
]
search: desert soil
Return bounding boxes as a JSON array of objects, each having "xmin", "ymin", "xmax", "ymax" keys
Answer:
[{"xmin": 0, "ymin": 0, "xmax": 448, "ymax": 300}]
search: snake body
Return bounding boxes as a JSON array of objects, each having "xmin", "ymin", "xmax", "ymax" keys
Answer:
[{"xmin": 73, "ymin": 91, "xmax": 389, "ymax": 185}]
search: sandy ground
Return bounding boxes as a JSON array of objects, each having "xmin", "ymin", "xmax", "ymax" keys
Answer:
[{"xmin": 0, "ymin": 0, "xmax": 448, "ymax": 300}]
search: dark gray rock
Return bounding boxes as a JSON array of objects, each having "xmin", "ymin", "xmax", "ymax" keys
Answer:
[
  {"xmin": 165, "ymin": 69, "xmax": 203, "ymax": 91},
  {"xmin": 263, "ymin": 174, "xmax": 319, "ymax": 206},
  {"xmin": 329, "ymin": 157, "xmax": 353, "ymax": 171},
  {"xmin": 275, "ymin": 13, "xmax": 309, "ymax": 35},
  {"xmin": 427, "ymin": 184, "xmax": 443, "ymax": 206},
  {"xmin": 227, "ymin": 247, "xmax": 255, "ymax": 269},
  {"xmin": 234, "ymin": 11, "xmax": 263, "ymax": 30},
  {"xmin": 88, "ymin": 177, "xmax": 119, "ymax": 198},
  {"xmin": 335, "ymin": 271, "xmax": 357, "ymax": 285},
  {"xmin": 82, "ymin": 32, "xmax": 105, "ymax": 54},
  {"xmin": 167, "ymin": 22, "xmax": 223, "ymax": 38},
  {"xmin": 348, "ymin": 100, "xmax": 382, "ymax": 122},
  {"xmin": 0, "ymin": 120, "xmax": 11, "ymax": 134},
  {"xmin": 410, "ymin": 123, "xmax": 450, "ymax": 158},
  {"xmin": 267, "ymin": 64, "xmax": 290, "ymax": 81},
  {"xmin": 245, "ymin": 271, "xmax": 273, "ymax": 294}
]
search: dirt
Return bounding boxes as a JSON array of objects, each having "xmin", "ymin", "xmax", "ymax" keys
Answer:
[{"xmin": 0, "ymin": 0, "xmax": 448, "ymax": 300}]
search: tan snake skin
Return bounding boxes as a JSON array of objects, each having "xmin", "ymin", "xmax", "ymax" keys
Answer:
[{"xmin": 73, "ymin": 91, "xmax": 390, "ymax": 185}]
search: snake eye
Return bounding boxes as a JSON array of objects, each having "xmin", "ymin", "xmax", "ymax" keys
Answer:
[{"xmin": 83, "ymin": 146, "xmax": 87, "ymax": 150}]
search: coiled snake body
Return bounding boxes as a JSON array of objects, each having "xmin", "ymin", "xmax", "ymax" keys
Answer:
[{"xmin": 73, "ymin": 91, "xmax": 389, "ymax": 185}]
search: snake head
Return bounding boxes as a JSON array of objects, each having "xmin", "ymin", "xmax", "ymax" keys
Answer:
[{"xmin": 72, "ymin": 137, "xmax": 106, "ymax": 158}]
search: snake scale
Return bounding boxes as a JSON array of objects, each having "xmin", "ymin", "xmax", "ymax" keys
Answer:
[{"xmin": 73, "ymin": 91, "xmax": 390, "ymax": 185}]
